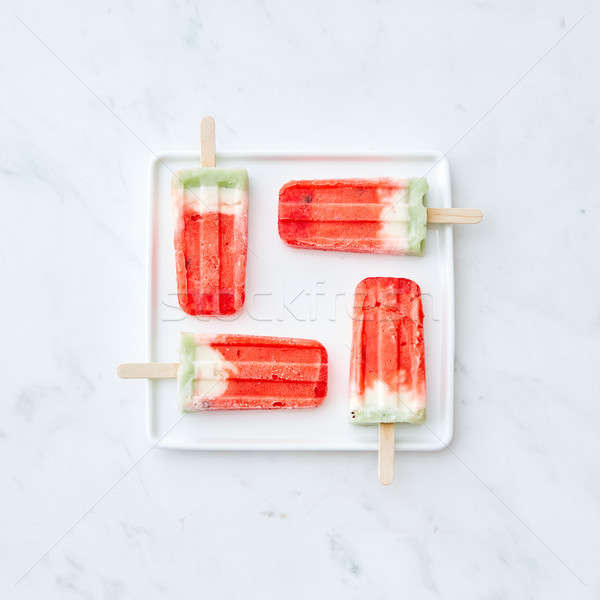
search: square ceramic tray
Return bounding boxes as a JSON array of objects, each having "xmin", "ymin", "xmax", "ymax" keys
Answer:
[{"xmin": 147, "ymin": 152, "xmax": 454, "ymax": 450}]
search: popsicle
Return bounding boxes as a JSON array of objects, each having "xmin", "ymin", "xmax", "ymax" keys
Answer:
[
  {"xmin": 178, "ymin": 332, "xmax": 327, "ymax": 411},
  {"xmin": 278, "ymin": 178, "xmax": 481, "ymax": 255},
  {"xmin": 172, "ymin": 117, "xmax": 248, "ymax": 315},
  {"xmin": 350, "ymin": 277, "xmax": 426, "ymax": 423},
  {"xmin": 349, "ymin": 277, "xmax": 426, "ymax": 484},
  {"xmin": 117, "ymin": 333, "xmax": 329, "ymax": 412}
]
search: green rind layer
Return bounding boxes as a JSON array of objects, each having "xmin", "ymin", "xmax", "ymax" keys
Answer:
[
  {"xmin": 176, "ymin": 168, "xmax": 249, "ymax": 190},
  {"xmin": 350, "ymin": 406, "xmax": 426, "ymax": 425},
  {"xmin": 178, "ymin": 333, "xmax": 196, "ymax": 409},
  {"xmin": 407, "ymin": 178, "xmax": 428, "ymax": 256}
]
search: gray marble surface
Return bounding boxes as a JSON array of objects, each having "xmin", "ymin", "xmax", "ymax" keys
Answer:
[{"xmin": 2, "ymin": 0, "xmax": 599, "ymax": 598}]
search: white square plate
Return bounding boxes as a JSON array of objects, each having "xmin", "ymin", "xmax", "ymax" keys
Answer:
[{"xmin": 147, "ymin": 152, "xmax": 453, "ymax": 450}]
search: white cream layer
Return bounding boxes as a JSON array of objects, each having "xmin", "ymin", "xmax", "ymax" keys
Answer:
[
  {"xmin": 349, "ymin": 379, "xmax": 426, "ymax": 419},
  {"xmin": 183, "ymin": 186, "xmax": 248, "ymax": 215},
  {"xmin": 377, "ymin": 189, "xmax": 410, "ymax": 250},
  {"xmin": 182, "ymin": 342, "xmax": 238, "ymax": 410}
]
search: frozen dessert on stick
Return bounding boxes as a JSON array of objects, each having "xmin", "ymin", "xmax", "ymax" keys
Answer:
[
  {"xmin": 172, "ymin": 117, "xmax": 248, "ymax": 315},
  {"xmin": 349, "ymin": 277, "xmax": 426, "ymax": 484},
  {"xmin": 118, "ymin": 333, "xmax": 328, "ymax": 412},
  {"xmin": 278, "ymin": 178, "xmax": 481, "ymax": 255}
]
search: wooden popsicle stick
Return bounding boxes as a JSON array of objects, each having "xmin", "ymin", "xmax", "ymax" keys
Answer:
[
  {"xmin": 200, "ymin": 116, "xmax": 216, "ymax": 168},
  {"xmin": 117, "ymin": 363, "xmax": 178, "ymax": 379},
  {"xmin": 378, "ymin": 423, "xmax": 395, "ymax": 485},
  {"xmin": 427, "ymin": 208, "xmax": 482, "ymax": 224}
]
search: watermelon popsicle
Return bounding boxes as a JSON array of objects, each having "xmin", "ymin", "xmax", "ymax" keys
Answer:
[
  {"xmin": 178, "ymin": 333, "xmax": 328, "ymax": 411},
  {"xmin": 349, "ymin": 277, "xmax": 426, "ymax": 424},
  {"xmin": 349, "ymin": 277, "xmax": 426, "ymax": 484},
  {"xmin": 278, "ymin": 178, "xmax": 481, "ymax": 255},
  {"xmin": 172, "ymin": 167, "xmax": 248, "ymax": 315}
]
